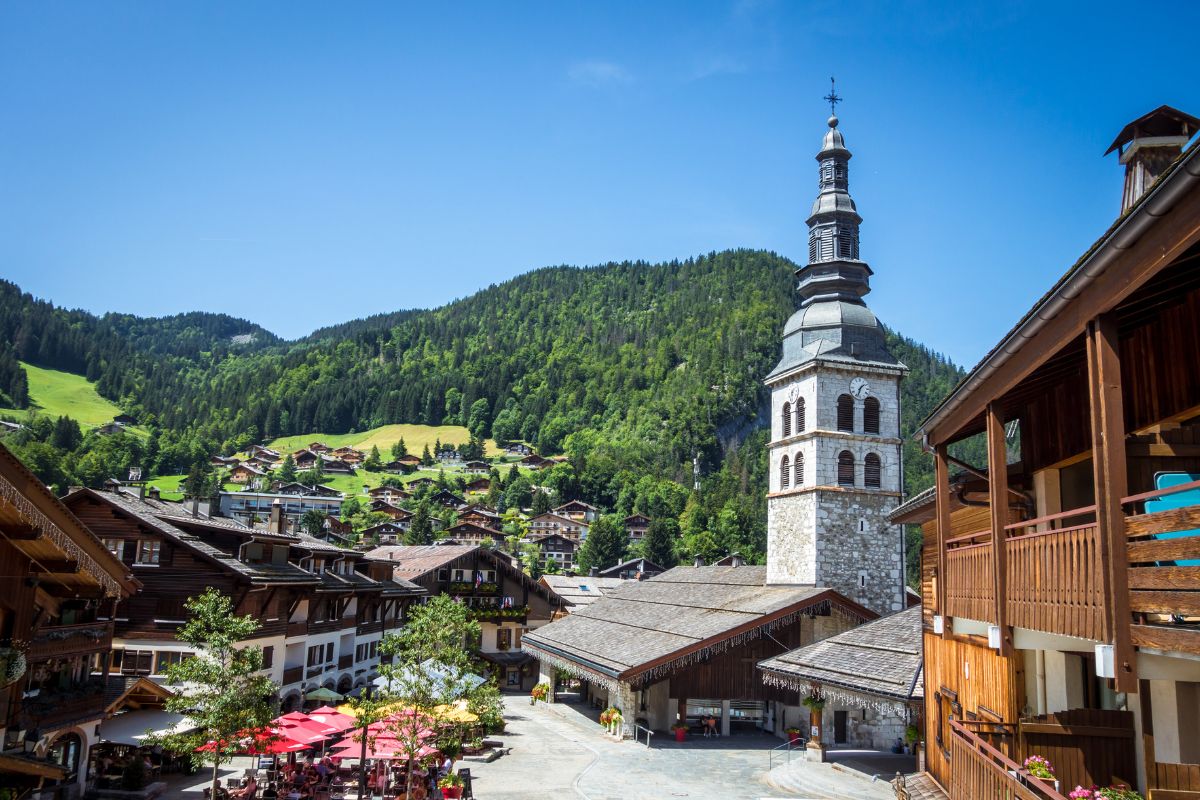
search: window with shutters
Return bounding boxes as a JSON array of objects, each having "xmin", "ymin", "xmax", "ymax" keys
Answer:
[
  {"xmin": 795, "ymin": 398, "xmax": 805, "ymax": 433},
  {"xmin": 864, "ymin": 397, "xmax": 880, "ymax": 434},
  {"xmin": 837, "ymin": 451, "xmax": 855, "ymax": 486},
  {"xmin": 119, "ymin": 649, "xmax": 153, "ymax": 676},
  {"xmin": 780, "ymin": 455, "xmax": 790, "ymax": 490},
  {"xmin": 809, "ymin": 231, "xmax": 820, "ymax": 263},
  {"xmin": 781, "ymin": 402, "xmax": 791, "ymax": 437},
  {"xmin": 837, "ymin": 394, "xmax": 855, "ymax": 432},
  {"xmin": 864, "ymin": 453, "xmax": 882, "ymax": 488},
  {"xmin": 795, "ymin": 451, "xmax": 804, "ymax": 486},
  {"xmin": 136, "ymin": 540, "xmax": 160, "ymax": 565}
]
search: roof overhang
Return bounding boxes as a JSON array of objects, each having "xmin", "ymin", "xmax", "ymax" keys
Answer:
[{"xmin": 918, "ymin": 141, "xmax": 1200, "ymax": 447}]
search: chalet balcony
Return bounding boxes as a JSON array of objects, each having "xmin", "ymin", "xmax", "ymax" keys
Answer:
[
  {"xmin": 282, "ymin": 666, "xmax": 304, "ymax": 685},
  {"xmin": 940, "ymin": 481, "xmax": 1200, "ymax": 654},
  {"xmin": 340, "ymin": 616, "xmax": 357, "ymax": 630},
  {"xmin": 449, "ymin": 581, "xmax": 499, "ymax": 595},
  {"xmin": 471, "ymin": 605, "xmax": 529, "ymax": 624},
  {"xmin": 338, "ymin": 654, "xmax": 353, "ymax": 670},
  {"xmin": 285, "ymin": 620, "xmax": 308, "ymax": 638},
  {"xmin": 308, "ymin": 619, "xmax": 343, "ymax": 635},
  {"xmin": 948, "ymin": 719, "xmax": 1067, "ymax": 800},
  {"xmin": 357, "ymin": 620, "xmax": 383, "ymax": 635},
  {"xmin": 28, "ymin": 621, "xmax": 113, "ymax": 662},
  {"xmin": 18, "ymin": 679, "xmax": 107, "ymax": 732}
]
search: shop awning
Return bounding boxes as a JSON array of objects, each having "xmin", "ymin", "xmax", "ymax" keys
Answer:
[
  {"xmin": 99, "ymin": 709, "xmax": 196, "ymax": 746},
  {"xmin": 478, "ymin": 651, "xmax": 534, "ymax": 667}
]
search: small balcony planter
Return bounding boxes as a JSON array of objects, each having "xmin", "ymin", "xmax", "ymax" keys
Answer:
[{"xmin": 0, "ymin": 645, "xmax": 28, "ymax": 689}]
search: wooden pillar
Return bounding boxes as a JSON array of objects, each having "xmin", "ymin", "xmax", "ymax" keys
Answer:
[
  {"xmin": 934, "ymin": 443, "xmax": 952, "ymax": 637},
  {"xmin": 1088, "ymin": 313, "xmax": 1137, "ymax": 692},
  {"xmin": 677, "ymin": 696, "xmax": 687, "ymax": 726},
  {"xmin": 986, "ymin": 402, "xmax": 1012, "ymax": 655}
]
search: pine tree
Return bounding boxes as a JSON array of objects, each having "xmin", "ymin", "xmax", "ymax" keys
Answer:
[
  {"xmin": 420, "ymin": 444, "xmax": 434, "ymax": 466},
  {"xmin": 577, "ymin": 514, "xmax": 626, "ymax": 573},
  {"xmin": 531, "ymin": 489, "xmax": 552, "ymax": 516},
  {"xmin": 405, "ymin": 504, "xmax": 433, "ymax": 545},
  {"xmin": 364, "ymin": 444, "xmax": 383, "ymax": 471},
  {"xmin": 391, "ymin": 437, "xmax": 408, "ymax": 459},
  {"xmin": 642, "ymin": 518, "xmax": 679, "ymax": 568},
  {"xmin": 278, "ymin": 453, "xmax": 297, "ymax": 483}
]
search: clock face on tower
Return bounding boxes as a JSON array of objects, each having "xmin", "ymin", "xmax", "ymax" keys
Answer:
[{"xmin": 850, "ymin": 376, "xmax": 870, "ymax": 399}]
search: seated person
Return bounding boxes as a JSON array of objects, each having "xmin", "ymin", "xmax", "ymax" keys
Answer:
[
  {"xmin": 261, "ymin": 783, "xmax": 278, "ymax": 800},
  {"xmin": 232, "ymin": 776, "xmax": 258, "ymax": 800}
]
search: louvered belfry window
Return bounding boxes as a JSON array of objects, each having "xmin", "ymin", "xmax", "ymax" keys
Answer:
[
  {"xmin": 782, "ymin": 402, "xmax": 792, "ymax": 437},
  {"xmin": 837, "ymin": 451, "xmax": 855, "ymax": 486},
  {"xmin": 795, "ymin": 451, "xmax": 804, "ymax": 486},
  {"xmin": 795, "ymin": 398, "xmax": 806, "ymax": 433},
  {"xmin": 780, "ymin": 454, "xmax": 791, "ymax": 490},
  {"xmin": 863, "ymin": 397, "xmax": 881, "ymax": 434},
  {"xmin": 837, "ymin": 394, "xmax": 854, "ymax": 432},
  {"xmin": 864, "ymin": 453, "xmax": 882, "ymax": 488}
]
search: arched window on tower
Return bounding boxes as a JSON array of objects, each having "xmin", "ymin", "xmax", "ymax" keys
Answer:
[
  {"xmin": 864, "ymin": 453, "xmax": 882, "ymax": 488},
  {"xmin": 782, "ymin": 402, "xmax": 792, "ymax": 438},
  {"xmin": 780, "ymin": 454, "xmax": 791, "ymax": 490},
  {"xmin": 795, "ymin": 451, "xmax": 804, "ymax": 486},
  {"xmin": 837, "ymin": 394, "xmax": 855, "ymax": 432},
  {"xmin": 795, "ymin": 398, "xmax": 806, "ymax": 433},
  {"xmin": 837, "ymin": 450, "xmax": 855, "ymax": 486},
  {"xmin": 863, "ymin": 397, "xmax": 880, "ymax": 435}
]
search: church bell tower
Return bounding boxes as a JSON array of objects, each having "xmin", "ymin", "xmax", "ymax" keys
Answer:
[{"xmin": 764, "ymin": 92, "xmax": 907, "ymax": 615}]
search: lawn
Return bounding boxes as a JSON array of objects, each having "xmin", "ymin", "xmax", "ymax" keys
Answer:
[
  {"xmin": 266, "ymin": 423, "xmax": 498, "ymax": 458},
  {"xmin": 0, "ymin": 362, "xmax": 129, "ymax": 428}
]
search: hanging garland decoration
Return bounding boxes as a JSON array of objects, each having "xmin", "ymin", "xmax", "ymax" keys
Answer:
[
  {"xmin": 628, "ymin": 600, "xmax": 866, "ymax": 689},
  {"xmin": 761, "ymin": 673, "xmax": 917, "ymax": 716},
  {"xmin": 0, "ymin": 474, "xmax": 123, "ymax": 597},
  {"xmin": 521, "ymin": 644, "xmax": 622, "ymax": 693}
]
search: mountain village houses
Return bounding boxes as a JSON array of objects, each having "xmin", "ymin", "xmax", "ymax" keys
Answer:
[{"xmin": 2, "ymin": 104, "xmax": 1199, "ymax": 800}]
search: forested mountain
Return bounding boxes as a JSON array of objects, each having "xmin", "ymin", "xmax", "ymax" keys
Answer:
[{"xmin": 0, "ymin": 251, "xmax": 966, "ymax": 565}]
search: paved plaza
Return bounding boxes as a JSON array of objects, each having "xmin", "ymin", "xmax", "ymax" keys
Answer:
[{"xmin": 464, "ymin": 696, "xmax": 903, "ymax": 800}]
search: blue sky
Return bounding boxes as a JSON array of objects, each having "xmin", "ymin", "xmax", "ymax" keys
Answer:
[{"xmin": 2, "ymin": 1, "xmax": 1197, "ymax": 368}]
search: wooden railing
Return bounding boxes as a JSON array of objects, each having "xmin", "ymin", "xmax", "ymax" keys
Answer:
[
  {"xmin": 1124, "ymin": 481, "xmax": 1200, "ymax": 656},
  {"xmin": 282, "ymin": 666, "xmax": 303, "ymax": 685},
  {"xmin": 945, "ymin": 534, "xmax": 995, "ymax": 624},
  {"xmin": 1145, "ymin": 733, "xmax": 1200, "ymax": 796},
  {"xmin": 1005, "ymin": 519, "xmax": 1106, "ymax": 642},
  {"xmin": 286, "ymin": 620, "xmax": 308, "ymax": 638},
  {"xmin": 28, "ymin": 621, "xmax": 113, "ymax": 661},
  {"xmin": 948, "ymin": 719, "xmax": 1067, "ymax": 800}
]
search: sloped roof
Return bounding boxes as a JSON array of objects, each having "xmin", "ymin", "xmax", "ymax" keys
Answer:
[
  {"xmin": 523, "ymin": 566, "xmax": 873, "ymax": 686},
  {"xmin": 598, "ymin": 557, "xmax": 664, "ymax": 576},
  {"xmin": 539, "ymin": 575, "xmax": 625, "ymax": 608},
  {"xmin": 758, "ymin": 605, "xmax": 923, "ymax": 703},
  {"xmin": 364, "ymin": 544, "xmax": 481, "ymax": 580}
]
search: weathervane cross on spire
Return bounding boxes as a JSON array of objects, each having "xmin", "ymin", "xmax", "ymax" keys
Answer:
[{"xmin": 824, "ymin": 76, "xmax": 842, "ymax": 116}]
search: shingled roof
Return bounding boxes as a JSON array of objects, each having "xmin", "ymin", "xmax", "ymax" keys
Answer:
[
  {"xmin": 365, "ymin": 544, "xmax": 479, "ymax": 580},
  {"xmin": 522, "ymin": 566, "xmax": 874, "ymax": 691},
  {"xmin": 539, "ymin": 575, "xmax": 625, "ymax": 608},
  {"xmin": 758, "ymin": 605, "xmax": 923, "ymax": 705}
]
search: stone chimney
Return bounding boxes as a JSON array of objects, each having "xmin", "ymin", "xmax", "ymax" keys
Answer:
[
  {"xmin": 589, "ymin": 567, "xmax": 599, "ymax": 577},
  {"xmin": 1107, "ymin": 105, "xmax": 1199, "ymax": 213},
  {"xmin": 730, "ymin": 552, "xmax": 743, "ymax": 567},
  {"xmin": 269, "ymin": 498, "xmax": 283, "ymax": 534},
  {"xmin": 694, "ymin": 555, "xmax": 704, "ymax": 568},
  {"xmin": 148, "ymin": 486, "xmax": 161, "ymax": 502}
]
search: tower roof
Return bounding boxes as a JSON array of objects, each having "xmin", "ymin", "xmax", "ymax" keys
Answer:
[
  {"xmin": 767, "ymin": 109, "xmax": 902, "ymax": 380},
  {"xmin": 1105, "ymin": 105, "xmax": 1200, "ymax": 156}
]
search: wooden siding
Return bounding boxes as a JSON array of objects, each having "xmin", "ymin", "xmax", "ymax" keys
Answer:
[
  {"xmin": 1020, "ymin": 709, "xmax": 1137, "ymax": 793},
  {"xmin": 664, "ymin": 617, "xmax": 814, "ymax": 702},
  {"xmin": 923, "ymin": 631, "xmax": 1022, "ymax": 790}
]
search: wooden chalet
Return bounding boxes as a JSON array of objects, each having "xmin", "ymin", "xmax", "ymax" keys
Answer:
[
  {"xmin": 229, "ymin": 462, "xmax": 267, "ymax": 484},
  {"xmin": 442, "ymin": 522, "xmax": 502, "ymax": 545},
  {"xmin": 899, "ymin": 108, "xmax": 1200, "ymax": 798},
  {"xmin": 318, "ymin": 456, "xmax": 355, "ymax": 475},
  {"xmin": 523, "ymin": 566, "xmax": 874, "ymax": 738},
  {"xmin": 554, "ymin": 500, "xmax": 598, "ymax": 522},
  {"xmin": 368, "ymin": 500, "xmax": 412, "ymax": 523},
  {"xmin": 366, "ymin": 485, "xmax": 412, "ymax": 504},
  {"xmin": 0, "ymin": 443, "xmax": 139, "ymax": 796},
  {"xmin": 759, "ymin": 606, "xmax": 923, "ymax": 751},
  {"xmin": 366, "ymin": 544, "xmax": 563, "ymax": 690},
  {"xmin": 526, "ymin": 533, "xmax": 578, "ymax": 573},
  {"xmin": 458, "ymin": 506, "xmax": 500, "ymax": 528},
  {"xmin": 462, "ymin": 461, "xmax": 490, "ymax": 474},
  {"xmin": 504, "ymin": 443, "xmax": 532, "ymax": 456},
  {"xmin": 597, "ymin": 557, "xmax": 665, "ymax": 580},
  {"xmin": 463, "ymin": 477, "xmax": 491, "ymax": 494},
  {"xmin": 246, "ymin": 445, "xmax": 280, "ymax": 460},
  {"xmin": 292, "ymin": 449, "xmax": 320, "ymax": 469},
  {"xmin": 62, "ymin": 488, "xmax": 423, "ymax": 713},
  {"xmin": 519, "ymin": 454, "xmax": 551, "ymax": 469},
  {"xmin": 384, "ymin": 455, "xmax": 421, "ymax": 474},
  {"xmin": 623, "ymin": 513, "xmax": 651, "ymax": 541},
  {"xmin": 429, "ymin": 489, "xmax": 466, "ymax": 509},
  {"xmin": 528, "ymin": 512, "xmax": 588, "ymax": 542},
  {"xmin": 331, "ymin": 447, "xmax": 365, "ymax": 464},
  {"xmin": 407, "ymin": 478, "xmax": 435, "ymax": 490},
  {"xmin": 307, "ymin": 442, "xmax": 331, "ymax": 453},
  {"xmin": 362, "ymin": 521, "xmax": 407, "ymax": 544}
]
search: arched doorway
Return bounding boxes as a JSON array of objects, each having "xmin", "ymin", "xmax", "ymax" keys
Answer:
[
  {"xmin": 47, "ymin": 731, "xmax": 83, "ymax": 786},
  {"xmin": 337, "ymin": 674, "xmax": 352, "ymax": 695},
  {"xmin": 282, "ymin": 691, "xmax": 302, "ymax": 713}
]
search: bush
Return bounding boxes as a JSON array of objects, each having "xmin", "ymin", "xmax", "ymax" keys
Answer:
[{"xmin": 122, "ymin": 758, "xmax": 147, "ymax": 791}]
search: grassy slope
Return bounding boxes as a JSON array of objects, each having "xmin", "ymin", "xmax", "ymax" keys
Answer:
[
  {"xmin": 266, "ymin": 423, "xmax": 498, "ymax": 459},
  {"xmin": 0, "ymin": 362, "xmax": 128, "ymax": 428}
]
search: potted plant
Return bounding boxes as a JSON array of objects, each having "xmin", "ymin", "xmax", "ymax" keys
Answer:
[
  {"xmin": 801, "ymin": 693, "xmax": 826, "ymax": 745},
  {"xmin": 785, "ymin": 727, "xmax": 803, "ymax": 746},
  {"xmin": 904, "ymin": 724, "xmax": 921, "ymax": 754},
  {"xmin": 530, "ymin": 682, "xmax": 550, "ymax": 705},
  {"xmin": 1070, "ymin": 787, "xmax": 1144, "ymax": 800},
  {"xmin": 601, "ymin": 707, "xmax": 622, "ymax": 735},
  {"xmin": 438, "ymin": 772, "xmax": 465, "ymax": 799},
  {"xmin": 0, "ymin": 641, "xmax": 27, "ymax": 689},
  {"xmin": 1024, "ymin": 755, "xmax": 1058, "ymax": 792},
  {"xmin": 671, "ymin": 722, "xmax": 688, "ymax": 742}
]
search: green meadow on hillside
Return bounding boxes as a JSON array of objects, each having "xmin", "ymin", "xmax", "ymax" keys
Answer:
[
  {"xmin": 266, "ymin": 423, "xmax": 498, "ymax": 459},
  {"xmin": 0, "ymin": 362, "xmax": 131, "ymax": 429}
]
